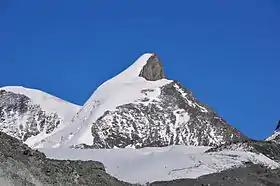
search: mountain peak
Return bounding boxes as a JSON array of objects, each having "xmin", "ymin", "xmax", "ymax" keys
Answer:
[{"xmin": 139, "ymin": 53, "xmax": 166, "ymax": 81}]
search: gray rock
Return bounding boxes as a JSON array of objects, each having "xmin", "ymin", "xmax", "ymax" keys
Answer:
[{"xmin": 139, "ymin": 54, "xmax": 166, "ymax": 81}]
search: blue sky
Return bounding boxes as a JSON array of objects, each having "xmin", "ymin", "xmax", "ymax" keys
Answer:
[{"xmin": 0, "ymin": 1, "xmax": 279, "ymax": 140}]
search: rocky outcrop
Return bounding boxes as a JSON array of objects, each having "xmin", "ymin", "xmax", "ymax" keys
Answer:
[
  {"xmin": 0, "ymin": 131, "xmax": 130, "ymax": 186},
  {"xmin": 139, "ymin": 54, "xmax": 166, "ymax": 81}
]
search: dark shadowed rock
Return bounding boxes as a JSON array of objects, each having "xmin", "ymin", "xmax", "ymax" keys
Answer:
[
  {"xmin": 0, "ymin": 131, "xmax": 131, "ymax": 186},
  {"xmin": 139, "ymin": 54, "xmax": 166, "ymax": 81}
]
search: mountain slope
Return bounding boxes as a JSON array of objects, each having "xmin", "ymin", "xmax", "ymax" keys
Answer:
[
  {"xmin": 39, "ymin": 53, "xmax": 248, "ymax": 149},
  {"xmin": 0, "ymin": 86, "xmax": 80, "ymax": 146}
]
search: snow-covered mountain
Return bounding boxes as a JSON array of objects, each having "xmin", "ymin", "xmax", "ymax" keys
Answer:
[
  {"xmin": 1, "ymin": 53, "xmax": 280, "ymax": 185},
  {"xmin": 35, "ymin": 53, "xmax": 248, "ymax": 149},
  {"xmin": 0, "ymin": 86, "xmax": 80, "ymax": 145}
]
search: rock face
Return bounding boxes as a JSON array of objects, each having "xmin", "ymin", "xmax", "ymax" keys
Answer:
[
  {"xmin": 139, "ymin": 54, "xmax": 166, "ymax": 81},
  {"xmin": 0, "ymin": 131, "xmax": 130, "ymax": 186},
  {"xmin": 0, "ymin": 87, "xmax": 80, "ymax": 146}
]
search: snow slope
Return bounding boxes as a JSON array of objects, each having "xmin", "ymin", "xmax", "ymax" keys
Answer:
[
  {"xmin": 40, "ymin": 145, "xmax": 280, "ymax": 184},
  {"xmin": 39, "ymin": 53, "xmax": 172, "ymax": 148}
]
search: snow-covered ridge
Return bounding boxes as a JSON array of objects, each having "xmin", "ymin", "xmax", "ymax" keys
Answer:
[{"xmin": 0, "ymin": 86, "xmax": 81, "ymax": 118}]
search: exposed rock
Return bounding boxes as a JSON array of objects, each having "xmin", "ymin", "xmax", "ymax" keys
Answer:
[{"xmin": 139, "ymin": 54, "xmax": 166, "ymax": 81}]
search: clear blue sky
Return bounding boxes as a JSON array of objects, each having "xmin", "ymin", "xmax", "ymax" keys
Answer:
[{"xmin": 0, "ymin": 1, "xmax": 279, "ymax": 140}]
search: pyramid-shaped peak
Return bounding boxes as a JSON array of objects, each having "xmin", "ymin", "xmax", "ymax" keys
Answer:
[{"xmin": 139, "ymin": 53, "xmax": 166, "ymax": 81}]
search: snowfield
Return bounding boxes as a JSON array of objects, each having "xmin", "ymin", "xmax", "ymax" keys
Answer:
[{"xmin": 40, "ymin": 145, "xmax": 280, "ymax": 184}]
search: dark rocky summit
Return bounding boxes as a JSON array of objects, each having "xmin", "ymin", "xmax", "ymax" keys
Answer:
[
  {"xmin": 139, "ymin": 54, "xmax": 166, "ymax": 81},
  {"xmin": 0, "ymin": 131, "xmax": 130, "ymax": 186}
]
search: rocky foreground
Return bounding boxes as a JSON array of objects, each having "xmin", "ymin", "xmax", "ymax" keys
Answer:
[{"xmin": 0, "ymin": 131, "xmax": 130, "ymax": 186}]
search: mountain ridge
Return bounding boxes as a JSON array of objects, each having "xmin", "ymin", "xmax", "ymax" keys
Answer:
[
  {"xmin": 0, "ymin": 53, "xmax": 249, "ymax": 149},
  {"xmin": 23, "ymin": 53, "xmax": 248, "ymax": 149}
]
